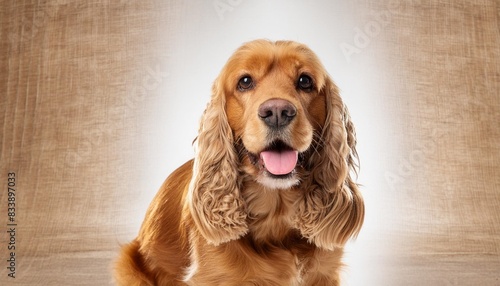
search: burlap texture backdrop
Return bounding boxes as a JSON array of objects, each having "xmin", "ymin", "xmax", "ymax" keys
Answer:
[{"xmin": 0, "ymin": 1, "xmax": 498, "ymax": 285}]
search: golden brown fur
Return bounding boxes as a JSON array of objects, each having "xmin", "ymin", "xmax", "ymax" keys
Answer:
[{"xmin": 115, "ymin": 40, "xmax": 364, "ymax": 285}]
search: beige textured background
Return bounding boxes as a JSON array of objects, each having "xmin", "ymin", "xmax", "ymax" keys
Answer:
[{"xmin": 1, "ymin": 1, "xmax": 499, "ymax": 285}]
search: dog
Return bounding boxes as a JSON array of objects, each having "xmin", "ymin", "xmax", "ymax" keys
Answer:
[{"xmin": 115, "ymin": 39, "xmax": 364, "ymax": 286}]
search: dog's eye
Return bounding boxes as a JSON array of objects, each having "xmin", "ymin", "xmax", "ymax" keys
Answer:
[
  {"xmin": 238, "ymin": 76, "xmax": 254, "ymax": 91},
  {"xmin": 297, "ymin": 74, "xmax": 313, "ymax": 91}
]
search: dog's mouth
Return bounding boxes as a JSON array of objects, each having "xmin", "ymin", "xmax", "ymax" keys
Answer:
[{"xmin": 249, "ymin": 140, "xmax": 300, "ymax": 178}]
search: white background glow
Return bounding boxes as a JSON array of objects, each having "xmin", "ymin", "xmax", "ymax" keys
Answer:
[{"xmin": 136, "ymin": 2, "xmax": 401, "ymax": 285}]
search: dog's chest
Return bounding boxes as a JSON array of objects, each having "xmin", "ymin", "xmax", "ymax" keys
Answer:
[{"xmin": 244, "ymin": 186, "xmax": 302, "ymax": 241}]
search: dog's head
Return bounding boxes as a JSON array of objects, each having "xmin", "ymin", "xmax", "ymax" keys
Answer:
[
  {"xmin": 222, "ymin": 40, "xmax": 329, "ymax": 190},
  {"xmin": 188, "ymin": 40, "xmax": 363, "ymax": 248}
]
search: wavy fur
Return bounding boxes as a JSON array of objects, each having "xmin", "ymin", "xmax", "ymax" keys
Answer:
[
  {"xmin": 295, "ymin": 80, "xmax": 364, "ymax": 250},
  {"xmin": 187, "ymin": 79, "xmax": 248, "ymax": 245},
  {"xmin": 115, "ymin": 39, "xmax": 364, "ymax": 285}
]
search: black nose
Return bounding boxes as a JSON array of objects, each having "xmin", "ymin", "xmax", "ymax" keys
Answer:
[{"xmin": 258, "ymin": 99, "xmax": 297, "ymax": 128}]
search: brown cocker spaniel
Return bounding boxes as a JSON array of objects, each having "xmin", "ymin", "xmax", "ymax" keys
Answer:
[{"xmin": 115, "ymin": 39, "xmax": 364, "ymax": 286}]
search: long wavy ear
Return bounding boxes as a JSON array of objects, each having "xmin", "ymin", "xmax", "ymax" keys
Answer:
[
  {"xmin": 296, "ymin": 78, "xmax": 364, "ymax": 250},
  {"xmin": 186, "ymin": 78, "xmax": 248, "ymax": 246}
]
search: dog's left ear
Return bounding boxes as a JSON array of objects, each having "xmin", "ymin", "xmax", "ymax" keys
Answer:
[
  {"xmin": 186, "ymin": 78, "xmax": 248, "ymax": 246},
  {"xmin": 296, "ymin": 78, "xmax": 365, "ymax": 250}
]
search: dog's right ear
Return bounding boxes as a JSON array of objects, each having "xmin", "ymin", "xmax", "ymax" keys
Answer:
[{"xmin": 186, "ymin": 78, "xmax": 248, "ymax": 246}]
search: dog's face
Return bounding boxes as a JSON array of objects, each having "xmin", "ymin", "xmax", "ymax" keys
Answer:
[
  {"xmin": 190, "ymin": 40, "xmax": 361, "ymax": 247},
  {"xmin": 220, "ymin": 41, "xmax": 329, "ymax": 189}
]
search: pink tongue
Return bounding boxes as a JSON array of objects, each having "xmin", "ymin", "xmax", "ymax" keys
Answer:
[{"xmin": 260, "ymin": 150, "xmax": 298, "ymax": 175}]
